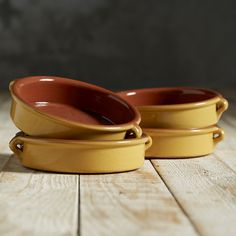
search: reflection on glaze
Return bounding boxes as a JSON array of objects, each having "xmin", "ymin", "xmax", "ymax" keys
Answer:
[
  {"xmin": 34, "ymin": 101, "xmax": 49, "ymax": 107},
  {"xmin": 126, "ymin": 92, "xmax": 136, "ymax": 96},
  {"xmin": 39, "ymin": 78, "xmax": 54, "ymax": 82}
]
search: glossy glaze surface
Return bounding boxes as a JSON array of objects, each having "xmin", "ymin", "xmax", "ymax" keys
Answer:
[
  {"xmin": 144, "ymin": 126, "xmax": 224, "ymax": 158},
  {"xmin": 10, "ymin": 76, "xmax": 142, "ymax": 139},
  {"xmin": 118, "ymin": 87, "xmax": 220, "ymax": 106},
  {"xmin": 9, "ymin": 133, "xmax": 152, "ymax": 173},
  {"xmin": 118, "ymin": 87, "xmax": 228, "ymax": 129}
]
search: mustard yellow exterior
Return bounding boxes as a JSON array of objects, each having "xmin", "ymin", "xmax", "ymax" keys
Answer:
[
  {"xmin": 138, "ymin": 97, "xmax": 228, "ymax": 129},
  {"xmin": 9, "ymin": 133, "xmax": 152, "ymax": 173},
  {"xmin": 10, "ymin": 95, "xmax": 142, "ymax": 140},
  {"xmin": 144, "ymin": 126, "xmax": 224, "ymax": 158}
]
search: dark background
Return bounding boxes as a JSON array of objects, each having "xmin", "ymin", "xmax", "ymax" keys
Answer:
[{"xmin": 0, "ymin": 0, "xmax": 236, "ymax": 91}]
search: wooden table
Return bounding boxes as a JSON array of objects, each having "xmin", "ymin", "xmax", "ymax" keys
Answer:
[{"xmin": 0, "ymin": 91, "xmax": 236, "ymax": 236}]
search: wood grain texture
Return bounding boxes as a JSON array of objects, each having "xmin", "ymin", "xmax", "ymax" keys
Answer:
[
  {"xmin": 0, "ymin": 93, "xmax": 12, "ymax": 171},
  {"xmin": 0, "ymin": 92, "xmax": 13, "ymax": 128},
  {"xmin": 0, "ymin": 154, "xmax": 9, "ymax": 171},
  {"xmin": 1, "ymin": 91, "xmax": 236, "ymax": 236},
  {"xmin": 152, "ymin": 154, "xmax": 236, "ymax": 236},
  {"xmin": 150, "ymin": 91, "xmax": 236, "ymax": 236},
  {"xmin": 0, "ymin": 156, "xmax": 79, "ymax": 236},
  {"xmin": 0, "ymin": 94, "xmax": 79, "ymax": 236},
  {"xmin": 80, "ymin": 161, "xmax": 197, "ymax": 236},
  {"xmin": 0, "ymin": 92, "xmax": 18, "ymax": 154},
  {"xmin": 217, "ymin": 119, "xmax": 236, "ymax": 172},
  {"xmin": 215, "ymin": 91, "xmax": 236, "ymax": 171}
]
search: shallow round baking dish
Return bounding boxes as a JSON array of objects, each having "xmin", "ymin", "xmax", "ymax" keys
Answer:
[
  {"xmin": 9, "ymin": 133, "xmax": 152, "ymax": 173},
  {"xmin": 118, "ymin": 87, "xmax": 228, "ymax": 129},
  {"xmin": 143, "ymin": 126, "xmax": 224, "ymax": 158},
  {"xmin": 10, "ymin": 76, "xmax": 142, "ymax": 140}
]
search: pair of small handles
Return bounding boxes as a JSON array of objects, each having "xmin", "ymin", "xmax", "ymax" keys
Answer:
[
  {"xmin": 9, "ymin": 126, "xmax": 152, "ymax": 159},
  {"xmin": 10, "ymin": 97, "xmax": 227, "ymax": 158},
  {"xmin": 126, "ymin": 124, "xmax": 152, "ymax": 150}
]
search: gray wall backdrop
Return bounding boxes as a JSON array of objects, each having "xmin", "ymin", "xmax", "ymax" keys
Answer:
[{"xmin": 0, "ymin": 0, "xmax": 236, "ymax": 91}]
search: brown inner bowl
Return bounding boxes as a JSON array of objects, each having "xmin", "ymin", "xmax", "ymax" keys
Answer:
[
  {"xmin": 119, "ymin": 88, "xmax": 219, "ymax": 106},
  {"xmin": 12, "ymin": 77, "xmax": 138, "ymax": 126}
]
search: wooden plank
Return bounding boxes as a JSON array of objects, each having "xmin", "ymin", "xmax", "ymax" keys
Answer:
[
  {"xmin": 80, "ymin": 160, "xmax": 198, "ymax": 236},
  {"xmin": 0, "ymin": 154, "xmax": 9, "ymax": 171},
  {"xmin": 152, "ymin": 155, "xmax": 236, "ymax": 236},
  {"xmin": 150, "ymin": 87, "xmax": 236, "ymax": 236},
  {"xmin": 0, "ymin": 94, "xmax": 19, "ymax": 171},
  {"xmin": 0, "ymin": 94, "xmax": 12, "ymax": 171},
  {"xmin": 215, "ymin": 150, "xmax": 236, "ymax": 173},
  {"xmin": 217, "ymin": 117, "xmax": 236, "ymax": 172},
  {"xmin": 0, "ymin": 93, "xmax": 12, "ymax": 128},
  {"xmin": 213, "ymin": 93, "xmax": 236, "ymax": 171},
  {"xmin": 0, "ymin": 94, "xmax": 19, "ymax": 143},
  {"xmin": 0, "ymin": 94, "xmax": 79, "ymax": 236},
  {"xmin": 0, "ymin": 156, "xmax": 79, "ymax": 236},
  {"xmin": 0, "ymin": 90, "xmax": 235, "ymax": 236}
]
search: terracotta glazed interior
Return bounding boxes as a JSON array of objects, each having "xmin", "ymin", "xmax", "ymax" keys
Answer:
[
  {"xmin": 120, "ymin": 88, "xmax": 218, "ymax": 106},
  {"xmin": 13, "ymin": 77, "xmax": 137, "ymax": 125}
]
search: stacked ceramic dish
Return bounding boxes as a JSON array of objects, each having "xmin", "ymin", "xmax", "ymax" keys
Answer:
[
  {"xmin": 118, "ymin": 87, "xmax": 228, "ymax": 158},
  {"xmin": 9, "ymin": 76, "xmax": 152, "ymax": 173}
]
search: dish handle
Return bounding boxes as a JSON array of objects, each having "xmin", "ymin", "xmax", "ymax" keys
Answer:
[
  {"xmin": 9, "ymin": 135, "xmax": 24, "ymax": 160},
  {"xmin": 127, "ymin": 124, "xmax": 142, "ymax": 138},
  {"xmin": 213, "ymin": 127, "xmax": 224, "ymax": 144},
  {"xmin": 216, "ymin": 98, "xmax": 228, "ymax": 119},
  {"xmin": 145, "ymin": 135, "xmax": 152, "ymax": 151}
]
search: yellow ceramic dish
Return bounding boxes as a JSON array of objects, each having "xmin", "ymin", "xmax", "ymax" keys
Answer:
[
  {"xmin": 118, "ymin": 87, "xmax": 228, "ymax": 129},
  {"xmin": 10, "ymin": 76, "xmax": 142, "ymax": 140},
  {"xmin": 144, "ymin": 126, "xmax": 224, "ymax": 158},
  {"xmin": 9, "ymin": 133, "xmax": 152, "ymax": 173}
]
